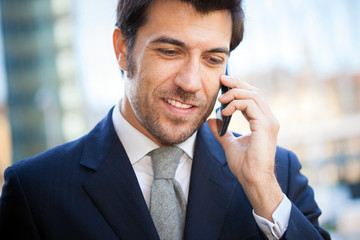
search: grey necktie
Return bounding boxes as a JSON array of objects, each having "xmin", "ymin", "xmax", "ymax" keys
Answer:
[{"xmin": 149, "ymin": 146, "xmax": 186, "ymax": 240}]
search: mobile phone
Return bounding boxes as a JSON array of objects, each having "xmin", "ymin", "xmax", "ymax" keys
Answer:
[{"xmin": 216, "ymin": 65, "xmax": 232, "ymax": 136}]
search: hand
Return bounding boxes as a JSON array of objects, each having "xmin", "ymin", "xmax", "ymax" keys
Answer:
[{"xmin": 208, "ymin": 75, "xmax": 283, "ymax": 221}]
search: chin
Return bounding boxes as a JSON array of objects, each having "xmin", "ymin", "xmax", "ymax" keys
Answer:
[
  {"xmin": 158, "ymin": 134, "xmax": 192, "ymax": 145},
  {"xmin": 156, "ymin": 122, "xmax": 201, "ymax": 145}
]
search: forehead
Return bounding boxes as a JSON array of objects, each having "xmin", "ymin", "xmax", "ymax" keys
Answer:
[{"xmin": 137, "ymin": 0, "xmax": 232, "ymax": 49}]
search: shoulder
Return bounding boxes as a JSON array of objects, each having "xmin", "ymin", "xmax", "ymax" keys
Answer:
[
  {"xmin": 275, "ymin": 146, "xmax": 300, "ymax": 169},
  {"xmin": 274, "ymin": 146, "xmax": 302, "ymax": 175},
  {"xmin": 7, "ymin": 108, "xmax": 116, "ymax": 179},
  {"xmin": 5, "ymin": 135, "xmax": 87, "ymax": 183}
]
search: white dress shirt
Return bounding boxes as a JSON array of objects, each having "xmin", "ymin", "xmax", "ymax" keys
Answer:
[{"xmin": 112, "ymin": 101, "xmax": 291, "ymax": 239}]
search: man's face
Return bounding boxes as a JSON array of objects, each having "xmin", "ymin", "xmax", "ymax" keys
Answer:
[{"xmin": 121, "ymin": 0, "xmax": 232, "ymax": 145}]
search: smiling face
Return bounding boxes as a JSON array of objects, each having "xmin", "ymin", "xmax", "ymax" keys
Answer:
[{"xmin": 115, "ymin": 0, "xmax": 232, "ymax": 146}]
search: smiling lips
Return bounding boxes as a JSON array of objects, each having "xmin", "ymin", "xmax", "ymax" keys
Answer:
[{"xmin": 164, "ymin": 98, "xmax": 194, "ymax": 109}]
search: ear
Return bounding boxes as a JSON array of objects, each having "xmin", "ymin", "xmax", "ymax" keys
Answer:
[{"xmin": 113, "ymin": 27, "xmax": 128, "ymax": 71}]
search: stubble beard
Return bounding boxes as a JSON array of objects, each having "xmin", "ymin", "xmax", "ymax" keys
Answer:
[{"xmin": 128, "ymin": 82, "xmax": 217, "ymax": 145}]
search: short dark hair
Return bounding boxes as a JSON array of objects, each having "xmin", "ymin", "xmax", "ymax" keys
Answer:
[{"xmin": 116, "ymin": 0, "xmax": 244, "ymax": 75}]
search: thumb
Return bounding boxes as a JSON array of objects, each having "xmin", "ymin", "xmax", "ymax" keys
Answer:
[{"xmin": 207, "ymin": 118, "xmax": 235, "ymax": 147}]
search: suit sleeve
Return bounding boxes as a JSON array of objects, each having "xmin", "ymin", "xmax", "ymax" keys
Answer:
[
  {"xmin": 281, "ymin": 151, "xmax": 331, "ymax": 240},
  {"xmin": 0, "ymin": 166, "xmax": 41, "ymax": 240}
]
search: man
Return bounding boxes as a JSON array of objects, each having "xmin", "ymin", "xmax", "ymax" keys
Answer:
[{"xmin": 0, "ymin": 0, "xmax": 330, "ymax": 239}]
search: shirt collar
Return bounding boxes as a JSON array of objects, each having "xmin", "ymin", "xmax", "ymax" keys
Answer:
[{"xmin": 112, "ymin": 100, "xmax": 197, "ymax": 165}]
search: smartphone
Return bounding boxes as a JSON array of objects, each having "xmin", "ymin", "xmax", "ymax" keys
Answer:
[{"xmin": 216, "ymin": 65, "xmax": 232, "ymax": 136}]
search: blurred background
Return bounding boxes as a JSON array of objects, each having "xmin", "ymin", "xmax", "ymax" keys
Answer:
[{"xmin": 0, "ymin": 0, "xmax": 359, "ymax": 238}]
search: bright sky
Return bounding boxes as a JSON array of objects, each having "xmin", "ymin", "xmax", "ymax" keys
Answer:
[
  {"xmin": 74, "ymin": 0, "xmax": 122, "ymax": 112},
  {"xmin": 230, "ymin": 0, "xmax": 360, "ymax": 75}
]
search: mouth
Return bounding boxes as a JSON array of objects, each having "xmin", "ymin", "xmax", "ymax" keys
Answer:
[{"xmin": 164, "ymin": 98, "xmax": 194, "ymax": 109}]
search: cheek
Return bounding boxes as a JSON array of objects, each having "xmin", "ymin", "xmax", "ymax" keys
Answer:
[
  {"xmin": 202, "ymin": 74, "xmax": 221, "ymax": 100},
  {"xmin": 139, "ymin": 57, "xmax": 179, "ymax": 86}
]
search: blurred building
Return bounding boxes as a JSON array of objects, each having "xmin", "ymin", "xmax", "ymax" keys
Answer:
[
  {"xmin": 0, "ymin": 104, "xmax": 11, "ymax": 195},
  {"xmin": 0, "ymin": 0, "xmax": 85, "ymax": 161}
]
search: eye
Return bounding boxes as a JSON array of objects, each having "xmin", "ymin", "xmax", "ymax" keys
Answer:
[
  {"xmin": 204, "ymin": 55, "xmax": 224, "ymax": 66},
  {"xmin": 157, "ymin": 48, "xmax": 181, "ymax": 57}
]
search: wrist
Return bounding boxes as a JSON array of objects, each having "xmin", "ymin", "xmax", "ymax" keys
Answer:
[{"xmin": 244, "ymin": 178, "xmax": 283, "ymax": 222}]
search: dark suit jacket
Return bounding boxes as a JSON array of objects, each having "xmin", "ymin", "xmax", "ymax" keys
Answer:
[{"xmin": 0, "ymin": 108, "xmax": 330, "ymax": 240}]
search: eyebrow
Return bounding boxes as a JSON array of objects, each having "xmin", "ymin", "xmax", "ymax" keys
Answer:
[
  {"xmin": 150, "ymin": 36, "xmax": 230, "ymax": 56},
  {"xmin": 150, "ymin": 36, "xmax": 186, "ymax": 48},
  {"xmin": 207, "ymin": 48, "xmax": 230, "ymax": 56}
]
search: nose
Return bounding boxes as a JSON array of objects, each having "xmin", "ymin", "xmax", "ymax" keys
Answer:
[{"xmin": 174, "ymin": 59, "xmax": 202, "ymax": 93}]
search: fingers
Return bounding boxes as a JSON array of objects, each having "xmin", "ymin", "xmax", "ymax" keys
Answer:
[
  {"xmin": 221, "ymin": 75, "xmax": 260, "ymax": 92},
  {"xmin": 219, "ymin": 89, "xmax": 268, "ymax": 115},
  {"xmin": 218, "ymin": 75, "xmax": 279, "ymax": 132},
  {"xmin": 220, "ymin": 75, "xmax": 267, "ymax": 108},
  {"xmin": 222, "ymin": 99, "xmax": 262, "ymax": 120}
]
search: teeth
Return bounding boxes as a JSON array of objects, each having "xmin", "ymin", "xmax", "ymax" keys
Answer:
[{"xmin": 166, "ymin": 99, "xmax": 192, "ymax": 109}]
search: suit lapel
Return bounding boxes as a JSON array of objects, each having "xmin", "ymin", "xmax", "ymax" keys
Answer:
[
  {"xmin": 78, "ymin": 110, "xmax": 255, "ymax": 239},
  {"xmin": 80, "ymin": 108, "xmax": 158, "ymax": 240},
  {"xmin": 184, "ymin": 123, "xmax": 240, "ymax": 240}
]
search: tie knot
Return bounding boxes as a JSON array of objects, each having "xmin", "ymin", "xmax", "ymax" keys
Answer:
[{"xmin": 150, "ymin": 146, "xmax": 183, "ymax": 179}]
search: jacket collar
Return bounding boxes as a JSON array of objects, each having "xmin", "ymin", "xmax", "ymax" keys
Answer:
[
  {"xmin": 80, "ymin": 109, "xmax": 244, "ymax": 239},
  {"xmin": 80, "ymin": 107, "xmax": 159, "ymax": 239},
  {"xmin": 183, "ymin": 122, "xmax": 242, "ymax": 239}
]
